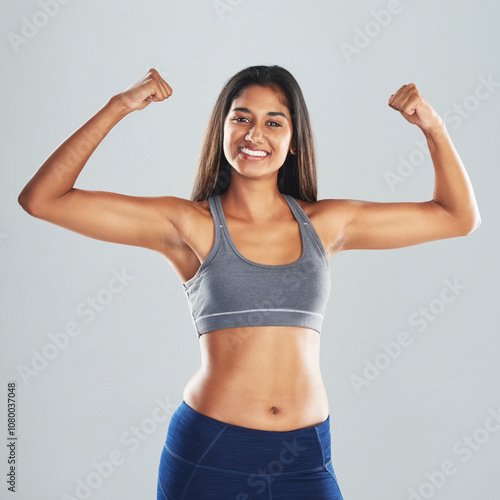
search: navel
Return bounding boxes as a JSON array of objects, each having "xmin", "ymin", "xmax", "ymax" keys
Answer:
[{"xmin": 269, "ymin": 406, "xmax": 280, "ymax": 415}]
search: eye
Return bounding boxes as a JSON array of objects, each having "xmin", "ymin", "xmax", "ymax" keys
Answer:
[{"xmin": 232, "ymin": 117, "xmax": 282, "ymax": 127}]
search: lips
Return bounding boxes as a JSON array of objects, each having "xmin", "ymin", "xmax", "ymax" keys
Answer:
[{"xmin": 238, "ymin": 146, "xmax": 270, "ymax": 158}]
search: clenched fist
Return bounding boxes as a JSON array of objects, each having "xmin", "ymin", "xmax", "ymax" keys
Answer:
[
  {"xmin": 117, "ymin": 68, "xmax": 173, "ymax": 112},
  {"xmin": 388, "ymin": 83, "xmax": 444, "ymax": 131}
]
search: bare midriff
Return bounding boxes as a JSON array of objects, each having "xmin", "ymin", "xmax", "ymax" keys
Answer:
[{"xmin": 182, "ymin": 325, "xmax": 330, "ymax": 432}]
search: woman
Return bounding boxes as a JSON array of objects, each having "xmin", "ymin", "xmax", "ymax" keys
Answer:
[{"xmin": 18, "ymin": 65, "xmax": 480, "ymax": 499}]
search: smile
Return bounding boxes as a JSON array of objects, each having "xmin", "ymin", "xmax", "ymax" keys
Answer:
[{"xmin": 239, "ymin": 147, "xmax": 270, "ymax": 158}]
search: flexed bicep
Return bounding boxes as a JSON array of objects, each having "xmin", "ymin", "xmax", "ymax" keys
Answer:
[
  {"xmin": 24, "ymin": 189, "xmax": 189, "ymax": 254},
  {"xmin": 327, "ymin": 198, "xmax": 470, "ymax": 252}
]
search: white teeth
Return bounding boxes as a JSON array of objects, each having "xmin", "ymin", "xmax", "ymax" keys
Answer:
[{"xmin": 240, "ymin": 147, "xmax": 268, "ymax": 157}]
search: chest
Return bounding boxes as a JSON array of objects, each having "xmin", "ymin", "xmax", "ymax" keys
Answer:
[{"xmin": 224, "ymin": 218, "xmax": 304, "ymax": 266}]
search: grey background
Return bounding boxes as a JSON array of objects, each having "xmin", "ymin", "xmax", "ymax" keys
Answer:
[{"xmin": 1, "ymin": 0, "xmax": 499, "ymax": 499}]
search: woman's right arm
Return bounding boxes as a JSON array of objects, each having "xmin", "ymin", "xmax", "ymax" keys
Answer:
[{"xmin": 17, "ymin": 69, "xmax": 187, "ymax": 254}]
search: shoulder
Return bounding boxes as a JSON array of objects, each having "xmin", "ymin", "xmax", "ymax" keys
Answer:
[
  {"xmin": 153, "ymin": 195, "xmax": 212, "ymax": 248},
  {"xmin": 293, "ymin": 196, "xmax": 349, "ymax": 220},
  {"xmin": 159, "ymin": 195, "xmax": 211, "ymax": 219},
  {"xmin": 291, "ymin": 196, "xmax": 351, "ymax": 256}
]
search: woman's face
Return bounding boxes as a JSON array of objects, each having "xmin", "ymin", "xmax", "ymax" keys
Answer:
[{"xmin": 223, "ymin": 85, "xmax": 294, "ymax": 180}]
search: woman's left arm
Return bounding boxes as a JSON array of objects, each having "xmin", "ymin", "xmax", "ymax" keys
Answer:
[{"xmin": 327, "ymin": 83, "xmax": 481, "ymax": 252}]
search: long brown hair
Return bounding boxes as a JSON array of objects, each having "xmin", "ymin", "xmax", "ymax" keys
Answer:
[{"xmin": 190, "ymin": 65, "xmax": 318, "ymax": 202}]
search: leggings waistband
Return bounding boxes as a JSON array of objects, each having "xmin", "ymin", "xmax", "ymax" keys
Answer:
[{"xmin": 164, "ymin": 400, "xmax": 333, "ymax": 474}]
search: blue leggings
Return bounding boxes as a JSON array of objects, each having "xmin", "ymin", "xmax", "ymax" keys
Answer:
[{"xmin": 157, "ymin": 400, "xmax": 344, "ymax": 499}]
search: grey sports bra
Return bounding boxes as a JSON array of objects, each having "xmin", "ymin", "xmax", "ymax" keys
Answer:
[{"xmin": 182, "ymin": 193, "xmax": 331, "ymax": 339}]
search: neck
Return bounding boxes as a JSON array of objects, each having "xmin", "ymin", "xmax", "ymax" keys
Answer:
[{"xmin": 220, "ymin": 184, "xmax": 286, "ymax": 222}]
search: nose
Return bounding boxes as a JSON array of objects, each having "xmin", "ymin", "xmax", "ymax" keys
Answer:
[{"xmin": 245, "ymin": 123, "xmax": 264, "ymax": 143}]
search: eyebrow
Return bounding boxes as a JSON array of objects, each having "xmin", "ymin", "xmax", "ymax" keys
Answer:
[{"xmin": 231, "ymin": 107, "xmax": 288, "ymax": 120}]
